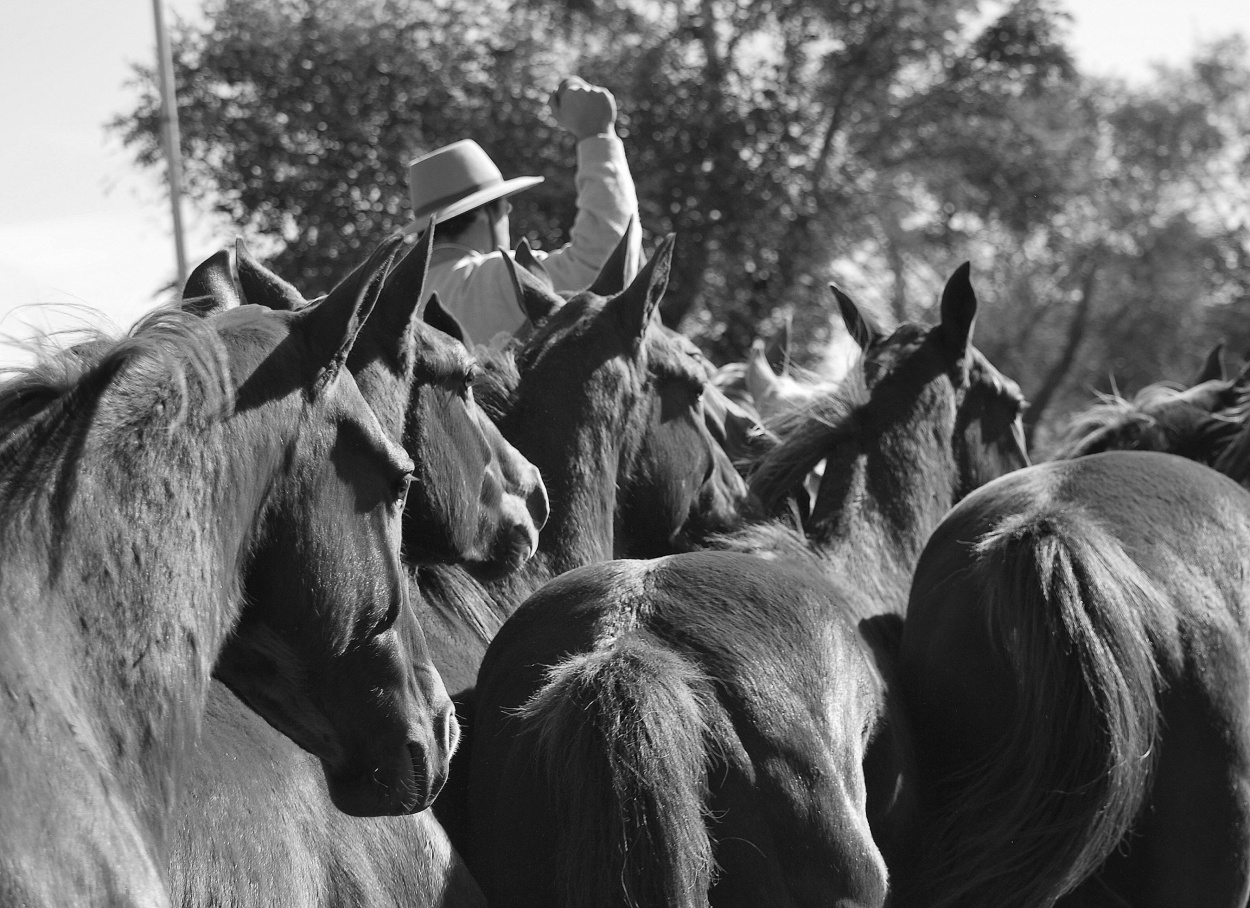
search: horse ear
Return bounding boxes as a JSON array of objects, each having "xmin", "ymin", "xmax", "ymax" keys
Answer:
[
  {"xmin": 424, "ymin": 293, "xmax": 468, "ymax": 346},
  {"xmin": 1231, "ymin": 355, "xmax": 1250, "ymax": 393},
  {"xmin": 182, "ymin": 249, "xmax": 241, "ymax": 316},
  {"xmin": 1193, "ymin": 343, "xmax": 1226, "ymax": 385},
  {"xmin": 764, "ymin": 314, "xmax": 792, "ymax": 375},
  {"xmin": 513, "ymin": 238, "xmax": 554, "ymax": 293},
  {"xmin": 234, "ymin": 240, "xmax": 307, "ymax": 312},
  {"xmin": 500, "ymin": 246, "xmax": 563, "ymax": 327},
  {"xmin": 293, "ymin": 255, "xmax": 387, "ymax": 393},
  {"xmin": 586, "ymin": 215, "xmax": 638, "ymax": 298},
  {"xmin": 380, "ymin": 217, "xmax": 436, "ymax": 318},
  {"xmin": 939, "ymin": 262, "xmax": 978, "ymax": 359},
  {"xmin": 334, "ymin": 233, "xmax": 410, "ymax": 376},
  {"xmin": 746, "ymin": 339, "xmax": 781, "ymax": 403},
  {"xmin": 609, "ymin": 233, "xmax": 674, "ymax": 342},
  {"xmin": 829, "ymin": 283, "xmax": 878, "ymax": 351}
]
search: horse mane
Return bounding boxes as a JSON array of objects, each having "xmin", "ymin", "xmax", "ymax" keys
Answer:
[
  {"xmin": 748, "ymin": 366, "xmax": 869, "ymax": 512},
  {"xmin": 0, "ymin": 306, "xmax": 233, "ymax": 523},
  {"xmin": 470, "ymin": 343, "xmax": 521, "ymax": 426},
  {"xmin": 1055, "ymin": 380, "xmax": 1247, "ymax": 463}
]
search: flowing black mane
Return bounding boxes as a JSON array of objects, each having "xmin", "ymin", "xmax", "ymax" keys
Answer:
[{"xmin": 1054, "ymin": 380, "xmax": 1248, "ymax": 465}]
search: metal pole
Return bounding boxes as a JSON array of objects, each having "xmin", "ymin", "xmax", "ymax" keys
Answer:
[{"xmin": 153, "ymin": 0, "xmax": 188, "ymax": 288}]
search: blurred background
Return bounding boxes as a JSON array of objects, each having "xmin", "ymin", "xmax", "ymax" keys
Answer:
[{"xmin": 3, "ymin": 0, "xmax": 1248, "ymax": 450}]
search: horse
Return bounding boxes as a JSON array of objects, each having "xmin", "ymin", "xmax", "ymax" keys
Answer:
[
  {"xmin": 896, "ymin": 450, "xmax": 1250, "ymax": 908},
  {"xmin": 0, "ymin": 253, "xmax": 451, "ymax": 905},
  {"xmin": 1052, "ymin": 343, "xmax": 1250, "ymax": 466},
  {"xmin": 464, "ymin": 262, "xmax": 1030, "ymax": 907},
  {"xmin": 166, "ymin": 231, "xmax": 547, "ymax": 908}
]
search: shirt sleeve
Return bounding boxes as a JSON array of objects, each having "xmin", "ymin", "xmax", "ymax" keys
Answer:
[
  {"xmin": 419, "ymin": 134, "xmax": 643, "ymax": 348},
  {"xmin": 422, "ymin": 252, "xmax": 529, "ymax": 348},
  {"xmin": 535, "ymin": 134, "xmax": 642, "ymax": 294}
]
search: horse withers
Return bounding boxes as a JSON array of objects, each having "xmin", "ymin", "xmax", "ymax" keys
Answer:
[{"xmin": 898, "ymin": 450, "xmax": 1250, "ymax": 908}]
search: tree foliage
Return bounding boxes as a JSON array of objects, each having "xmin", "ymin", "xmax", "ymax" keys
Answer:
[{"xmin": 112, "ymin": 0, "xmax": 1250, "ymax": 443}]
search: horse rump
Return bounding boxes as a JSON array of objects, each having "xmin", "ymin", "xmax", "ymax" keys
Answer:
[
  {"xmin": 905, "ymin": 504, "xmax": 1163, "ymax": 908},
  {"xmin": 518, "ymin": 633, "xmax": 717, "ymax": 908}
]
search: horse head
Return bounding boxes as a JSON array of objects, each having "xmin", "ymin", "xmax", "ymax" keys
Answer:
[
  {"xmin": 364, "ymin": 232, "xmax": 549, "ymax": 575},
  {"xmin": 751, "ymin": 264, "xmax": 1028, "ymax": 539},
  {"xmin": 831, "ymin": 264, "xmax": 1029, "ymax": 501},
  {"xmin": 506, "ymin": 233, "xmax": 748, "ymax": 558},
  {"xmin": 194, "ymin": 278, "xmax": 445, "ymax": 817}
]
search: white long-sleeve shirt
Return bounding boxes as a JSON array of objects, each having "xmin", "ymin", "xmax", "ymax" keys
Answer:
[{"xmin": 421, "ymin": 134, "xmax": 642, "ymax": 346}]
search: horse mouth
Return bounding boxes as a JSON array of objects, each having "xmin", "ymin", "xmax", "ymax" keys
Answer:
[
  {"xmin": 324, "ymin": 744, "xmax": 440, "ymax": 817},
  {"xmin": 466, "ymin": 520, "xmax": 539, "ymax": 579}
]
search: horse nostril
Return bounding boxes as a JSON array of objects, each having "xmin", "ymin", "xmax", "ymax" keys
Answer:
[
  {"xmin": 440, "ymin": 702, "xmax": 461, "ymax": 757},
  {"xmin": 528, "ymin": 474, "xmax": 551, "ymax": 530}
]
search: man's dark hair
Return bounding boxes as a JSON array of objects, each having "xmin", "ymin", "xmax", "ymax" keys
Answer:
[
  {"xmin": 438, "ymin": 207, "xmax": 479, "ymax": 240},
  {"xmin": 437, "ymin": 198, "xmax": 506, "ymax": 242}
]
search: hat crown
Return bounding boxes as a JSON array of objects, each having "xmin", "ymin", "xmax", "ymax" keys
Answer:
[
  {"xmin": 411, "ymin": 140, "xmax": 502, "ymax": 193},
  {"xmin": 406, "ymin": 140, "xmax": 542, "ymax": 228}
]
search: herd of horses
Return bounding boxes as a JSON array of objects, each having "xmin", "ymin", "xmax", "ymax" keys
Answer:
[{"xmin": 4, "ymin": 222, "xmax": 1250, "ymax": 907}]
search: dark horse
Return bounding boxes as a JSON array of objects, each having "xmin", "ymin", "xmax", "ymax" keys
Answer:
[
  {"xmin": 465, "ymin": 264, "xmax": 1030, "ymax": 907},
  {"xmin": 0, "ymin": 259, "xmax": 453, "ymax": 904},
  {"xmin": 897, "ymin": 450, "xmax": 1250, "ymax": 908},
  {"xmin": 1053, "ymin": 343, "xmax": 1250, "ymax": 466},
  {"xmin": 166, "ymin": 231, "xmax": 546, "ymax": 908}
]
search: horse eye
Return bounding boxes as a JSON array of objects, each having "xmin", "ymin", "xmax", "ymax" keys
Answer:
[
  {"xmin": 373, "ymin": 596, "xmax": 401, "ymax": 637},
  {"xmin": 396, "ymin": 472, "xmax": 414, "ymax": 506}
]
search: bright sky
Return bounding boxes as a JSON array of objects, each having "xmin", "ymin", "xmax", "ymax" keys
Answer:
[{"xmin": 2, "ymin": 0, "xmax": 1248, "ymax": 362}]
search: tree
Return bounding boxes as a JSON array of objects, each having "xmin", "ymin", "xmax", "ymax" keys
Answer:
[
  {"xmin": 115, "ymin": 0, "xmax": 1076, "ymax": 343},
  {"xmin": 113, "ymin": 0, "xmax": 1250, "ymax": 446}
]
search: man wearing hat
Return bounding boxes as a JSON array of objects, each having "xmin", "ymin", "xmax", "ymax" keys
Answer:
[{"xmin": 405, "ymin": 77, "xmax": 641, "ymax": 346}]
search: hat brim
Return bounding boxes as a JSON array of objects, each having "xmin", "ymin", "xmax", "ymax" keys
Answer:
[{"xmin": 403, "ymin": 176, "xmax": 544, "ymax": 236}]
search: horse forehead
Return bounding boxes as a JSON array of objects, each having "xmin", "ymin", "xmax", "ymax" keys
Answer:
[{"xmin": 325, "ymin": 370, "xmax": 414, "ymax": 473}]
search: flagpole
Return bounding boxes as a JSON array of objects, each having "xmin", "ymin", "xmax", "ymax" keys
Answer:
[{"xmin": 152, "ymin": 0, "xmax": 188, "ymax": 288}]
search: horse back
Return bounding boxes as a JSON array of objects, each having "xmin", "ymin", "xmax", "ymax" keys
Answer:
[
  {"xmin": 468, "ymin": 551, "xmax": 890, "ymax": 907},
  {"xmin": 900, "ymin": 451, "xmax": 1250, "ymax": 908}
]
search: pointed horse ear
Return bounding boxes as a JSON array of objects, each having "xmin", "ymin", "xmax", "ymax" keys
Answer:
[
  {"xmin": 500, "ymin": 246, "xmax": 563, "ymax": 328},
  {"xmin": 424, "ymin": 292, "xmax": 468, "ymax": 346},
  {"xmin": 586, "ymin": 215, "xmax": 639, "ymax": 298},
  {"xmin": 362, "ymin": 221, "xmax": 436, "ymax": 375},
  {"xmin": 513, "ymin": 237, "xmax": 554, "ymax": 293},
  {"xmin": 764, "ymin": 314, "xmax": 792, "ymax": 375},
  {"xmin": 939, "ymin": 261, "xmax": 978, "ymax": 360},
  {"xmin": 1193, "ymin": 343, "xmax": 1227, "ymax": 386},
  {"xmin": 182, "ymin": 248, "xmax": 241, "ymax": 316},
  {"xmin": 328, "ymin": 232, "xmax": 409, "ymax": 377},
  {"xmin": 292, "ymin": 250, "xmax": 391, "ymax": 396},
  {"xmin": 745, "ymin": 338, "xmax": 781, "ymax": 402},
  {"xmin": 829, "ymin": 283, "xmax": 879, "ymax": 351},
  {"xmin": 1231, "ymin": 354, "xmax": 1250, "ymax": 393},
  {"xmin": 234, "ymin": 239, "xmax": 307, "ymax": 312},
  {"xmin": 608, "ymin": 232, "xmax": 674, "ymax": 343}
]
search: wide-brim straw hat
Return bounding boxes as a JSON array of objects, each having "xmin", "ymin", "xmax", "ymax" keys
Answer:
[{"xmin": 404, "ymin": 139, "xmax": 543, "ymax": 235}]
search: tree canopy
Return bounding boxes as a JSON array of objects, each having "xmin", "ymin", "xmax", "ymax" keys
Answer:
[{"xmin": 113, "ymin": 0, "xmax": 1250, "ymax": 445}]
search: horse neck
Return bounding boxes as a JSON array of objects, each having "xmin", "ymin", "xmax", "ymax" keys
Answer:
[
  {"xmin": 502, "ymin": 386, "xmax": 633, "ymax": 576},
  {"xmin": 0, "ymin": 398, "xmax": 287, "ymax": 838},
  {"xmin": 810, "ymin": 415, "xmax": 960, "ymax": 617}
]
